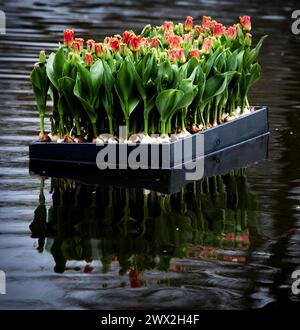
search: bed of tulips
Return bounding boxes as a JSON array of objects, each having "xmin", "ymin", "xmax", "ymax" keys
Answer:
[{"xmin": 30, "ymin": 15, "xmax": 267, "ymax": 143}]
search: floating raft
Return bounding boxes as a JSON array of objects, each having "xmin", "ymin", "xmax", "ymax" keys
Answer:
[
  {"xmin": 29, "ymin": 106, "xmax": 268, "ymax": 167},
  {"xmin": 29, "ymin": 106, "xmax": 269, "ymax": 193}
]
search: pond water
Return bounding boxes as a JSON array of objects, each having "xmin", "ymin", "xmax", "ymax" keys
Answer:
[{"xmin": 0, "ymin": 0, "xmax": 300, "ymax": 310}]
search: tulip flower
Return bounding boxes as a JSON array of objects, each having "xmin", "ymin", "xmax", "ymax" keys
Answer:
[
  {"xmin": 168, "ymin": 35, "xmax": 181, "ymax": 48},
  {"xmin": 87, "ymin": 39, "xmax": 95, "ymax": 53},
  {"xmin": 202, "ymin": 16, "xmax": 211, "ymax": 29},
  {"xmin": 225, "ymin": 26, "xmax": 237, "ymax": 39},
  {"xmin": 201, "ymin": 37, "xmax": 212, "ymax": 54},
  {"xmin": 95, "ymin": 43, "xmax": 104, "ymax": 57},
  {"xmin": 169, "ymin": 48, "xmax": 186, "ymax": 63},
  {"xmin": 75, "ymin": 37, "xmax": 84, "ymax": 47},
  {"xmin": 63, "ymin": 29, "xmax": 74, "ymax": 47},
  {"xmin": 240, "ymin": 15, "xmax": 251, "ymax": 31},
  {"xmin": 184, "ymin": 16, "xmax": 193, "ymax": 32},
  {"xmin": 213, "ymin": 23, "xmax": 224, "ymax": 38},
  {"xmin": 84, "ymin": 52, "xmax": 93, "ymax": 66},
  {"xmin": 122, "ymin": 31, "xmax": 133, "ymax": 44},
  {"xmin": 189, "ymin": 49, "xmax": 201, "ymax": 60},
  {"xmin": 150, "ymin": 36, "xmax": 159, "ymax": 48},
  {"xmin": 71, "ymin": 40, "xmax": 81, "ymax": 53},
  {"xmin": 109, "ymin": 37, "xmax": 120, "ymax": 52},
  {"xmin": 183, "ymin": 33, "xmax": 192, "ymax": 44},
  {"xmin": 129, "ymin": 35, "xmax": 142, "ymax": 51},
  {"xmin": 194, "ymin": 25, "xmax": 202, "ymax": 37},
  {"xmin": 163, "ymin": 21, "xmax": 173, "ymax": 32}
]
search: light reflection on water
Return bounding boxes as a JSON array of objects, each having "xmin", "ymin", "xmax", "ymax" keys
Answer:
[{"xmin": 0, "ymin": 0, "xmax": 300, "ymax": 310}]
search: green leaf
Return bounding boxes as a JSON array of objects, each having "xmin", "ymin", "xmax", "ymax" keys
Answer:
[
  {"xmin": 245, "ymin": 35, "xmax": 268, "ymax": 67},
  {"xmin": 177, "ymin": 79, "xmax": 198, "ymax": 109},
  {"xmin": 114, "ymin": 57, "xmax": 141, "ymax": 119},
  {"xmin": 46, "ymin": 47, "xmax": 65, "ymax": 90},
  {"xmin": 30, "ymin": 63, "xmax": 49, "ymax": 115},
  {"xmin": 58, "ymin": 76, "xmax": 82, "ymax": 118},
  {"xmin": 156, "ymin": 89, "xmax": 184, "ymax": 122}
]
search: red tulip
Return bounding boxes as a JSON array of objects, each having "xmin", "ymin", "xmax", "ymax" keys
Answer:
[
  {"xmin": 129, "ymin": 35, "xmax": 142, "ymax": 51},
  {"xmin": 184, "ymin": 16, "xmax": 193, "ymax": 32},
  {"xmin": 213, "ymin": 23, "xmax": 224, "ymax": 38},
  {"xmin": 201, "ymin": 37, "xmax": 212, "ymax": 54},
  {"xmin": 150, "ymin": 36, "xmax": 159, "ymax": 48},
  {"xmin": 109, "ymin": 38, "xmax": 120, "ymax": 52},
  {"xmin": 71, "ymin": 40, "xmax": 81, "ymax": 53},
  {"xmin": 95, "ymin": 43, "xmax": 103, "ymax": 57},
  {"xmin": 240, "ymin": 15, "xmax": 251, "ymax": 31},
  {"xmin": 85, "ymin": 52, "xmax": 93, "ymax": 66},
  {"xmin": 122, "ymin": 31, "xmax": 133, "ymax": 44},
  {"xmin": 194, "ymin": 25, "xmax": 202, "ymax": 37},
  {"xmin": 168, "ymin": 35, "xmax": 181, "ymax": 48},
  {"xmin": 189, "ymin": 49, "xmax": 201, "ymax": 60},
  {"xmin": 202, "ymin": 16, "xmax": 211, "ymax": 29},
  {"xmin": 87, "ymin": 39, "xmax": 95, "ymax": 53},
  {"xmin": 75, "ymin": 37, "xmax": 84, "ymax": 50},
  {"xmin": 169, "ymin": 48, "xmax": 186, "ymax": 64},
  {"xmin": 163, "ymin": 21, "xmax": 173, "ymax": 32},
  {"xmin": 225, "ymin": 26, "xmax": 237, "ymax": 39},
  {"xmin": 64, "ymin": 29, "xmax": 74, "ymax": 47},
  {"xmin": 183, "ymin": 33, "xmax": 192, "ymax": 44}
]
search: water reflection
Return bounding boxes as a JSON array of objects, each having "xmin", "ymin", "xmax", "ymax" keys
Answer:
[{"xmin": 30, "ymin": 170, "xmax": 256, "ymax": 288}]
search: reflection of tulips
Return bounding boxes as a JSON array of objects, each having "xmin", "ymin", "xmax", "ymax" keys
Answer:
[
  {"xmin": 30, "ymin": 169, "xmax": 257, "ymax": 275},
  {"xmin": 30, "ymin": 16, "xmax": 267, "ymax": 142}
]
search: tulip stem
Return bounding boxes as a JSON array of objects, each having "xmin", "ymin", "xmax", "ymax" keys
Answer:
[
  {"xmin": 40, "ymin": 114, "xmax": 45, "ymax": 135},
  {"xmin": 75, "ymin": 118, "xmax": 81, "ymax": 136},
  {"xmin": 125, "ymin": 118, "xmax": 130, "ymax": 139},
  {"xmin": 160, "ymin": 120, "xmax": 166, "ymax": 135},
  {"xmin": 108, "ymin": 118, "xmax": 114, "ymax": 135},
  {"xmin": 92, "ymin": 123, "xmax": 98, "ymax": 138}
]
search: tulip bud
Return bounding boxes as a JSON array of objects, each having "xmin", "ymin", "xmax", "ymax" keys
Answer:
[
  {"xmin": 70, "ymin": 53, "xmax": 80, "ymax": 62},
  {"xmin": 109, "ymin": 38, "xmax": 120, "ymax": 52},
  {"xmin": 85, "ymin": 52, "xmax": 93, "ymax": 66},
  {"xmin": 141, "ymin": 24, "xmax": 152, "ymax": 37},
  {"xmin": 240, "ymin": 15, "xmax": 251, "ymax": 31},
  {"xmin": 201, "ymin": 38, "xmax": 212, "ymax": 55},
  {"xmin": 150, "ymin": 36, "xmax": 159, "ymax": 48},
  {"xmin": 87, "ymin": 39, "xmax": 95, "ymax": 53},
  {"xmin": 71, "ymin": 40, "xmax": 81, "ymax": 53},
  {"xmin": 193, "ymin": 25, "xmax": 202, "ymax": 38},
  {"xmin": 184, "ymin": 16, "xmax": 193, "ymax": 32},
  {"xmin": 129, "ymin": 35, "xmax": 142, "ymax": 52},
  {"xmin": 189, "ymin": 49, "xmax": 201, "ymax": 60},
  {"xmin": 39, "ymin": 50, "xmax": 46, "ymax": 63},
  {"xmin": 95, "ymin": 43, "xmax": 104, "ymax": 57},
  {"xmin": 245, "ymin": 32, "xmax": 252, "ymax": 46},
  {"xmin": 163, "ymin": 21, "xmax": 174, "ymax": 32},
  {"xmin": 225, "ymin": 26, "xmax": 237, "ymax": 40},
  {"xmin": 122, "ymin": 31, "xmax": 134, "ymax": 44},
  {"xmin": 64, "ymin": 29, "xmax": 74, "ymax": 47},
  {"xmin": 169, "ymin": 48, "xmax": 186, "ymax": 64},
  {"xmin": 168, "ymin": 35, "xmax": 181, "ymax": 48},
  {"xmin": 75, "ymin": 38, "xmax": 84, "ymax": 50},
  {"xmin": 118, "ymin": 43, "xmax": 127, "ymax": 57},
  {"xmin": 213, "ymin": 23, "xmax": 224, "ymax": 38},
  {"xmin": 183, "ymin": 33, "xmax": 192, "ymax": 44},
  {"xmin": 202, "ymin": 16, "xmax": 211, "ymax": 30},
  {"xmin": 174, "ymin": 23, "xmax": 184, "ymax": 36}
]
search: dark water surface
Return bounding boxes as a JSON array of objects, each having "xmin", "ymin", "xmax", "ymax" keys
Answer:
[{"xmin": 0, "ymin": 0, "xmax": 300, "ymax": 310}]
